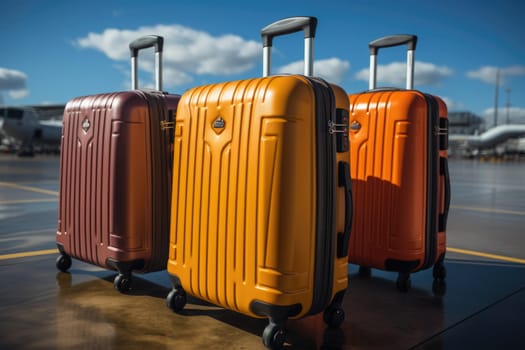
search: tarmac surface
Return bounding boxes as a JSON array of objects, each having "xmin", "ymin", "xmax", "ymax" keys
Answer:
[{"xmin": 0, "ymin": 154, "xmax": 524, "ymax": 349}]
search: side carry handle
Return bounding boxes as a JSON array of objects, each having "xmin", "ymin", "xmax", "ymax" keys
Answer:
[
  {"xmin": 260, "ymin": 16, "xmax": 317, "ymax": 77},
  {"xmin": 337, "ymin": 161, "xmax": 353, "ymax": 258},
  {"xmin": 368, "ymin": 34, "xmax": 417, "ymax": 90},
  {"xmin": 129, "ymin": 35, "xmax": 164, "ymax": 91},
  {"xmin": 439, "ymin": 157, "xmax": 451, "ymax": 233}
]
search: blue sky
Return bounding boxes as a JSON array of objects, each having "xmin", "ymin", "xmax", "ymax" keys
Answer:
[{"xmin": 1, "ymin": 0, "xmax": 524, "ymax": 126}]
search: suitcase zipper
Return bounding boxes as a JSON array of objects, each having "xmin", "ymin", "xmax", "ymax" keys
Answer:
[
  {"xmin": 422, "ymin": 94, "xmax": 440, "ymax": 269},
  {"xmin": 306, "ymin": 77, "xmax": 336, "ymax": 316}
]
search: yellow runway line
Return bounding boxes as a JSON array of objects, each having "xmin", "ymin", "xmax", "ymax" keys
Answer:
[
  {"xmin": 448, "ymin": 247, "xmax": 525, "ymax": 264},
  {"xmin": 0, "ymin": 249, "xmax": 58, "ymax": 261},
  {"xmin": 0, "ymin": 181, "xmax": 59, "ymax": 196},
  {"xmin": 1, "ymin": 247, "xmax": 523, "ymax": 265}
]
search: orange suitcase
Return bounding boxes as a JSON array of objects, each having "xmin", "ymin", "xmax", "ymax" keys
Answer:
[
  {"xmin": 347, "ymin": 35, "xmax": 450, "ymax": 295},
  {"xmin": 165, "ymin": 17, "xmax": 352, "ymax": 349},
  {"xmin": 56, "ymin": 36, "xmax": 179, "ymax": 292}
]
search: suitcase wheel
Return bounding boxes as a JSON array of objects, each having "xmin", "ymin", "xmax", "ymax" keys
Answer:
[
  {"xmin": 113, "ymin": 274, "xmax": 132, "ymax": 292},
  {"xmin": 56, "ymin": 254, "xmax": 72, "ymax": 273},
  {"xmin": 432, "ymin": 279, "xmax": 447, "ymax": 297},
  {"xmin": 262, "ymin": 322, "xmax": 286, "ymax": 350},
  {"xmin": 358, "ymin": 266, "xmax": 372, "ymax": 278},
  {"xmin": 396, "ymin": 272, "xmax": 411, "ymax": 292},
  {"xmin": 323, "ymin": 306, "xmax": 345, "ymax": 328},
  {"xmin": 432, "ymin": 262, "xmax": 447, "ymax": 281},
  {"xmin": 432, "ymin": 263, "xmax": 447, "ymax": 296},
  {"xmin": 166, "ymin": 287, "xmax": 187, "ymax": 312}
]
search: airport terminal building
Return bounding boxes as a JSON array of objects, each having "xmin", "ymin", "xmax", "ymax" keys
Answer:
[{"xmin": 448, "ymin": 111, "xmax": 486, "ymax": 135}]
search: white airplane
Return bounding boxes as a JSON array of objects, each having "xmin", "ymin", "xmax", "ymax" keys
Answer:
[
  {"xmin": 449, "ymin": 124, "xmax": 525, "ymax": 149},
  {"xmin": 0, "ymin": 105, "xmax": 63, "ymax": 156},
  {"xmin": 449, "ymin": 124, "xmax": 525, "ymax": 156}
]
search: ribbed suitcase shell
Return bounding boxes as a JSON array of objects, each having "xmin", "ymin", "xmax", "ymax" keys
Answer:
[
  {"xmin": 56, "ymin": 90, "xmax": 179, "ymax": 277},
  {"xmin": 167, "ymin": 75, "xmax": 349, "ymax": 319},
  {"xmin": 348, "ymin": 89, "xmax": 449, "ymax": 273}
]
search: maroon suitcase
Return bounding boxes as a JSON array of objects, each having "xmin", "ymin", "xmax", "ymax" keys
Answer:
[{"xmin": 55, "ymin": 36, "xmax": 180, "ymax": 292}]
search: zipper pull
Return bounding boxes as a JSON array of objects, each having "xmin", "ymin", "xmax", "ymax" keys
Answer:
[
  {"xmin": 328, "ymin": 109, "xmax": 349, "ymax": 152},
  {"xmin": 328, "ymin": 120, "xmax": 348, "ymax": 134},
  {"xmin": 160, "ymin": 120, "xmax": 175, "ymax": 130}
]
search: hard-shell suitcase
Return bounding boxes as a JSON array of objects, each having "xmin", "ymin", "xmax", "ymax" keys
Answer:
[
  {"xmin": 165, "ymin": 17, "xmax": 352, "ymax": 349},
  {"xmin": 55, "ymin": 36, "xmax": 180, "ymax": 292},
  {"xmin": 347, "ymin": 35, "xmax": 451, "ymax": 295}
]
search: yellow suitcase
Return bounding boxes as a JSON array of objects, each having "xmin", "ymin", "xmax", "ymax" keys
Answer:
[{"xmin": 165, "ymin": 17, "xmax": 352, "ymax": 349}]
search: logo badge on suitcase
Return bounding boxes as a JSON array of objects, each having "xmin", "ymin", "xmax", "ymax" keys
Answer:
[
  {"xmin": 81, "ymin": 118, "xmax": 91, "ymax": 133},
  {"xmin": 212, "ymin": 116, "xmax": 226, "ymax": 130}
]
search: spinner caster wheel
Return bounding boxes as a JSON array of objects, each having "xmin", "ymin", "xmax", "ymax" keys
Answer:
[
  {"xmin": 323, "ymin": 306, "xmax": 345, "ymax": 328},
  {"xmin": 166, "ymin": 287, "xmax": 187, "ymax": 312},
  {"xmin": 262, "ymin": 322, "xmax": 286, "ymax": 350},
  {"xmin": 113, "ymin": 274, "xmax": 132, "ymax": 292},
  {"xmin": 358, "ymin": 266, "xmax": 372, "ymax": 278},
  {"xmin": 432, "ymin": 279, "xmax": 447, "ymax": 297},
  {"xmin": 396, "ymin": 272, "xmax": 411, "ymax": 292},
  {"xmin": 433, "ymin": 263, "xmax": 447, "ymax": 281},
  {"xmin": 56, "ymin": 254, "xmax": 72, "ymax": 272}
]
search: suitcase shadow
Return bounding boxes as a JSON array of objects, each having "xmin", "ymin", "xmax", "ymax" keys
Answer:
[
  {"xmin": 56, "ymin": 270, "xmax": 185, "ymax": 301},
  {"xmin": 341, "ymin": 270, "xmax": 445, "ymax": 349},
  {"xmin": 55, "ymin": 269, "xmax": 172, "ymax": 298},
  {"xmin": 55, "ymin": 272, "xmax": 341, "ymax": 349},
  {"xmin": 55, "ymin": 267, "xmax": 442, "ymax": 350},
  {"xmin": 346, "ymin": 267, "xmax": 446, "ymax": 308},
  {"xmin": 177, "ymin": 296, "xmax": 347, "ymax": 349},
  {"xmin": 55, "ymin": 272, "xmax": 173, "ymax": 349}
]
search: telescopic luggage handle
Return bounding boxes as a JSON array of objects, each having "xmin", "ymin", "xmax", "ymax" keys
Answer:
[
  {"xmin": 260, "ymin": 16, "xmax": 318, "ymax": 77},
  {"xmin": 368, "ymin": 34, "xmax": 417, "ymax": 90},
  {"xmin": 129, "ymin": 35, "xmax": 164, "ymax": 91}
]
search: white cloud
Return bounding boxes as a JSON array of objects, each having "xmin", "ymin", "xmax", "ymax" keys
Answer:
[
  {"xmin": 0, "ymin": 68, "xmax": 29, "ymax": 100},
  {"xmin": 355, "ymin": 61, "xmax": 453, "ymax": 87},
  {"xmin": 276, "ymin": 58, "xmax": 350, "ymax": 84},
  {"xmin": 441, "ymin": 96, "xmax": 464, "ymax": 111},
  {"xmin": 482, "ymin": 107, "xmax": 525, "ymax": 125},
  {"xmin": 467, "ymin": 65, "xmax": 525, "ymax": 84},
  {"xmin": 75, "ymin": 24, "xmax": 261, "ymax": 88},
  {"xmin": 163, "ymin": 69, "xmax": 193, "ymax": 87},
  {"xmin": 8, "ymin": 89, "xmax": 29, "ymax": 99},
  {"xmin": 414, "ymin": 62, "xmax": 454, "ymax": 86},
  {"xmin": 0, "ymin": 68, "xmax": 27, "ymax": 91}
]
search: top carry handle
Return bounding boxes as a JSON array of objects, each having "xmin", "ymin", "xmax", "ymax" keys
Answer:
[
  {"xmin": 129, "ymin": 35, "xmax": 164, "ymax": 91},
  {"xmin": 368, "ymin": 34, "xmax": 417, "ymax": 90},
  {"xmin": 260, "ymin": 16, "xmax": 318, "ymax": 77}
]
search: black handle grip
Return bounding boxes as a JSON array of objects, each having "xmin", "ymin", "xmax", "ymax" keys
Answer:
[
  {"xmin": 261, "ymin": 16, "xmax": 317, "ymax": 47},
  {"xmin": 438, "ymin": 157, "xmax": 451, "ymax": 232},
  {"xmin": 129, "ymin": 35, "xmax": 164, "ymax": 57},
  {"xmin": 337, "ymin": 161, "xmax": 353, "ymax": 258},
  {"xmin": 369, "ymin": 34, "xmax": 417, "ymax": 55}
]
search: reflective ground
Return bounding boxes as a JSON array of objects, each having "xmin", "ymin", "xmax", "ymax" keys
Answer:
[{"xmin": 1, "ymin": 155, "xmax": 524, "ymax": 349}]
